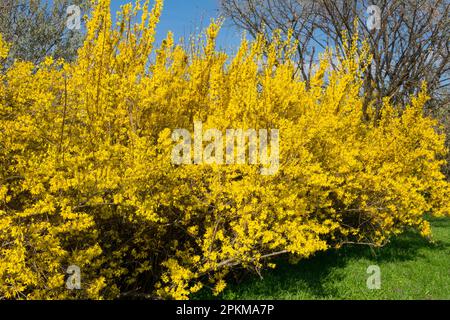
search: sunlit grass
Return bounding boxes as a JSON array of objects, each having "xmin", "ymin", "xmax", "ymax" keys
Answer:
[{"xmin": 195, "ymin": 217, "xmax": 450, "ymax": 300}]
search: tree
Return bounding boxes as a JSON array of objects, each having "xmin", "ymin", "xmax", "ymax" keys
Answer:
[
  {"xmin": 220, "ymin": 0, "xmax": 450, "ymax": 114},
  {"xmin": 0, "ymin": 0, "xmax": 90, "ymax": 65},
  {"xmin": 1, "ymin": 1, "xmax": 449, "ymax": 299}
]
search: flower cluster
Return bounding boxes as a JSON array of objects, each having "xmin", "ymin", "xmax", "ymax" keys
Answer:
[{"xmin": 0, "ymin": 0, "xmax": 448, "ymax": 300}]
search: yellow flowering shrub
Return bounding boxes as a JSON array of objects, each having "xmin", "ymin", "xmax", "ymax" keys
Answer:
[{"xmin": 0, "ymin": 0, "xmax": 449, "ymax": 300}]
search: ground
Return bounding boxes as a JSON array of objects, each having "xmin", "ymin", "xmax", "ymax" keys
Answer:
[{"xmin": 195, "ymin": 216, "xmax": 450, "ymax": 300}]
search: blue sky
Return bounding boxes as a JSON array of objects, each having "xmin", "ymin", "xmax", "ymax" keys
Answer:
[{"xmin": 110, "ymin": 0, "xmax": 242, "ymax": 52}]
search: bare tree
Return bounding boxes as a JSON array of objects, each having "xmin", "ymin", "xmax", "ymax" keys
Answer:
[
  {"xmin": 221, "ymin": 0, "xmax": 322, "ymax": 84},
  {"xmin": 0, "ymin": 0, "xmax": 91, "ymax": 65},
  {"xmin": 220, "ymin": 0, "xmax": 450, "ymax": 115}
]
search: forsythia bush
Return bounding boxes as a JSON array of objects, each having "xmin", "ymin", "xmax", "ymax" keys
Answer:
[{"xmin": 0, "ymin": 0, "xmax": 449, "ymax": 299}]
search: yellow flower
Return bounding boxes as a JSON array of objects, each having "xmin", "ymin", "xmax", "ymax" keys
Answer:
[{"xmin": 0, "ymin": 0, "xmax": 448, "ymax": 300}]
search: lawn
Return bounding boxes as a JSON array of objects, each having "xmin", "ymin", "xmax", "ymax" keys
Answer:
[{"xmin": 195, "ymin": 217, "xmax": 450, "ymax": 300}]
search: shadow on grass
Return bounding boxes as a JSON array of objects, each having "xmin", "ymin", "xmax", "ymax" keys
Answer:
[{"xmin": 193, "ymin": 217, "xmax": 450, "ymax": 300}]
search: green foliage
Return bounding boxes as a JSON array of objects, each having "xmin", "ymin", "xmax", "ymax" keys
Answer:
[{"xmin": 0, "ymin": 0, "xmax": 90, "ymax": 65}]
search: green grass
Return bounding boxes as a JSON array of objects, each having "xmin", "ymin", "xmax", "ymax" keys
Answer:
[{"xmin": 194, "ymin": 217, "xmax": 450, "ymax": 300}]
